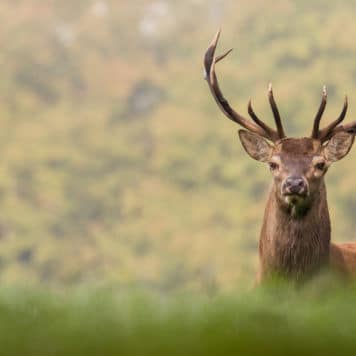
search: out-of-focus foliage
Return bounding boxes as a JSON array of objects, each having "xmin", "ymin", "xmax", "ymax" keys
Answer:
[
  {"xmin": 1, "ymin": 281, "xmax": 356, "ymax": 355},
  {"xmin": 0, "ymin": 0, "xmax": 356, "ymax": 291}
]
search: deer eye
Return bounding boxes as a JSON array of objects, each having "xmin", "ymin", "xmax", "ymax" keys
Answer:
[
  {"xmin": 315, "ymin": 162, "xmax": 326, "ymax": 171},
  {"xmin": 269, "ymin": 162, "xmax": 279, "ymax": 171}
]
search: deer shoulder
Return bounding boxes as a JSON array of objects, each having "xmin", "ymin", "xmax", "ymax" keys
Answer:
[{"xmin": 330, "ymin": 242, "xmax": 356, "ymax": 276}]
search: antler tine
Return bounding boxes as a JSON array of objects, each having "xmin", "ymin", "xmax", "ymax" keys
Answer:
[
  {"xmin": 311, "ymin": 86, "xmax": 327, "ymax": 139},
  {"xmin": 327, "ymin": 119, "xmax": 356, "ymax": 137},
  {"xmin": 318, "ymin": 96, "xmax": 348, "ymax": 142},
  {"xmin": 247, "ymin": 99, "xmax": 278, "ymax": 138},
  {"xmin": 204, "ymin": 30, "xmax": 280, "ymax": 141},
  {"xmin": 268, "ymin": 83, "xmax": 286, "ymax": 139}
]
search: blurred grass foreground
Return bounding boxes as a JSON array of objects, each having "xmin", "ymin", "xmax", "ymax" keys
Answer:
[{"xmin": 1, "ymin": 282, "xmax": 356, "ymax": 356}]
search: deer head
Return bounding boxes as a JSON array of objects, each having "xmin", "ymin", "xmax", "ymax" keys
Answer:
[{"xmin": 204, "ymin": 30, "xmax": 356, "ymax": 217}]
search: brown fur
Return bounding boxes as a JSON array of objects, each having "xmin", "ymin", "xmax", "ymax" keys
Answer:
[
  {"xmin": 254, "ymin": 137, "xmax": 356, "ymax": 283},
  {"xmin": 330, "ymin": 243, "xmax": 356, "ymax": 277},
  {"xmin": 258, "ymin": 182, "xmax": 330, "ymax": 282}
]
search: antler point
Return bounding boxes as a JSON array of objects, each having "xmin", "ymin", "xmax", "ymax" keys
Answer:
[{"xmin": 213, "ymin": 28, "xmax": 221, "ymax": 45}]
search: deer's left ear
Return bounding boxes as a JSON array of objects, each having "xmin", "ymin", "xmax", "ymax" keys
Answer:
[
  {"xmin": 238, "ymin": 130, "xmax": 274, "ymax": 162},
  {"xmin": 322, "ymin": 131, "xmax": 355, "ymax": 162}
]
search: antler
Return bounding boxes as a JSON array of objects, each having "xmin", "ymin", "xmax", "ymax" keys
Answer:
[
  {"xmin": 204, "ymin": 30, "xmax": 285, "ymax": 142},
  {"xmin": 268, "ymin": 83, "xmax": 286, "ymax": 139},
  {"xmin": 311, "ymin": 87, "xmax": 353, "ymax": 142},
  {"xmin": 204, "ymin": 30, "xmax": 355, "ymax": 143},
  {"xmin": 311, "ymin": 86, "xmax": 328, "ymax": 139}
]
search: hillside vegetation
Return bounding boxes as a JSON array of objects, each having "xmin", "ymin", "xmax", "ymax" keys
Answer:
[{"xmin": 0, "ymin": 0, "xmax": 356, "ymax": 291}]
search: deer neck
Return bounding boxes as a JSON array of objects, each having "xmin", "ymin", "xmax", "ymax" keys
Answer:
[{"xmin": 259, "ymin": 181, "xmax": 331, "ymax": 281}]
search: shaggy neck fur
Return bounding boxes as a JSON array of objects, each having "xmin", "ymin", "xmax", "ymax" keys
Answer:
[{"xmin": 259, "ymin": 181, "xmax": 331, "ymax": 282}]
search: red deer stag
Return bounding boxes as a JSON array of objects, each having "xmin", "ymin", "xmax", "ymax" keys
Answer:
[{"xmin": 204, "ymin": 30, "xmax": 356, "ymax": 282}]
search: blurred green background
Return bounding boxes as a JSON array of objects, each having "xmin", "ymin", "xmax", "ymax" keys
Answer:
[{"xmin": 1, "ymin": 0, "xmax": 356, "ymax": 293}]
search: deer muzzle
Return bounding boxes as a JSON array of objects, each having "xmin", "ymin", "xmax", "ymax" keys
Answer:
[{"xmin": 282, "ymin": 176, "xmax": 309, "ymax": 197}]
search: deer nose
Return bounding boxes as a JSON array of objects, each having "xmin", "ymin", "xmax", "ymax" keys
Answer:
[{"xmin": 282, "ymin": 176, "xmax": 308, "ymax": 196}]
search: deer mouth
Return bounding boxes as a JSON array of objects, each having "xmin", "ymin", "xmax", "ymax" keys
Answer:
[{"xmin": 284, "ymin": 193, "xmax": 308, "ymax": 205}]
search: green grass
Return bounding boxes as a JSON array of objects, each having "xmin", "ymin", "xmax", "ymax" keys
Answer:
[{"xmin": 1, "ymin": 281, "xmax": 356, "ymax": 356}]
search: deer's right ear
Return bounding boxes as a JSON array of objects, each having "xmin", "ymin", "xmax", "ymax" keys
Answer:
[{"xmin": 238, "ymin": 130, "xmax": 274, "ymax": 162}]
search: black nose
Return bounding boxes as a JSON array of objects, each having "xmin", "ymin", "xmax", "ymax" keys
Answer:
[{"xmin": 283, "ymin": 176, "xmax": 307, "ymax": 195}]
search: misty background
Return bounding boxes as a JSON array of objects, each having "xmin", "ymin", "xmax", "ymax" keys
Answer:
[{"xmin": 1, "ymin": 0, "xmax": 356, "ymax": 293}]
